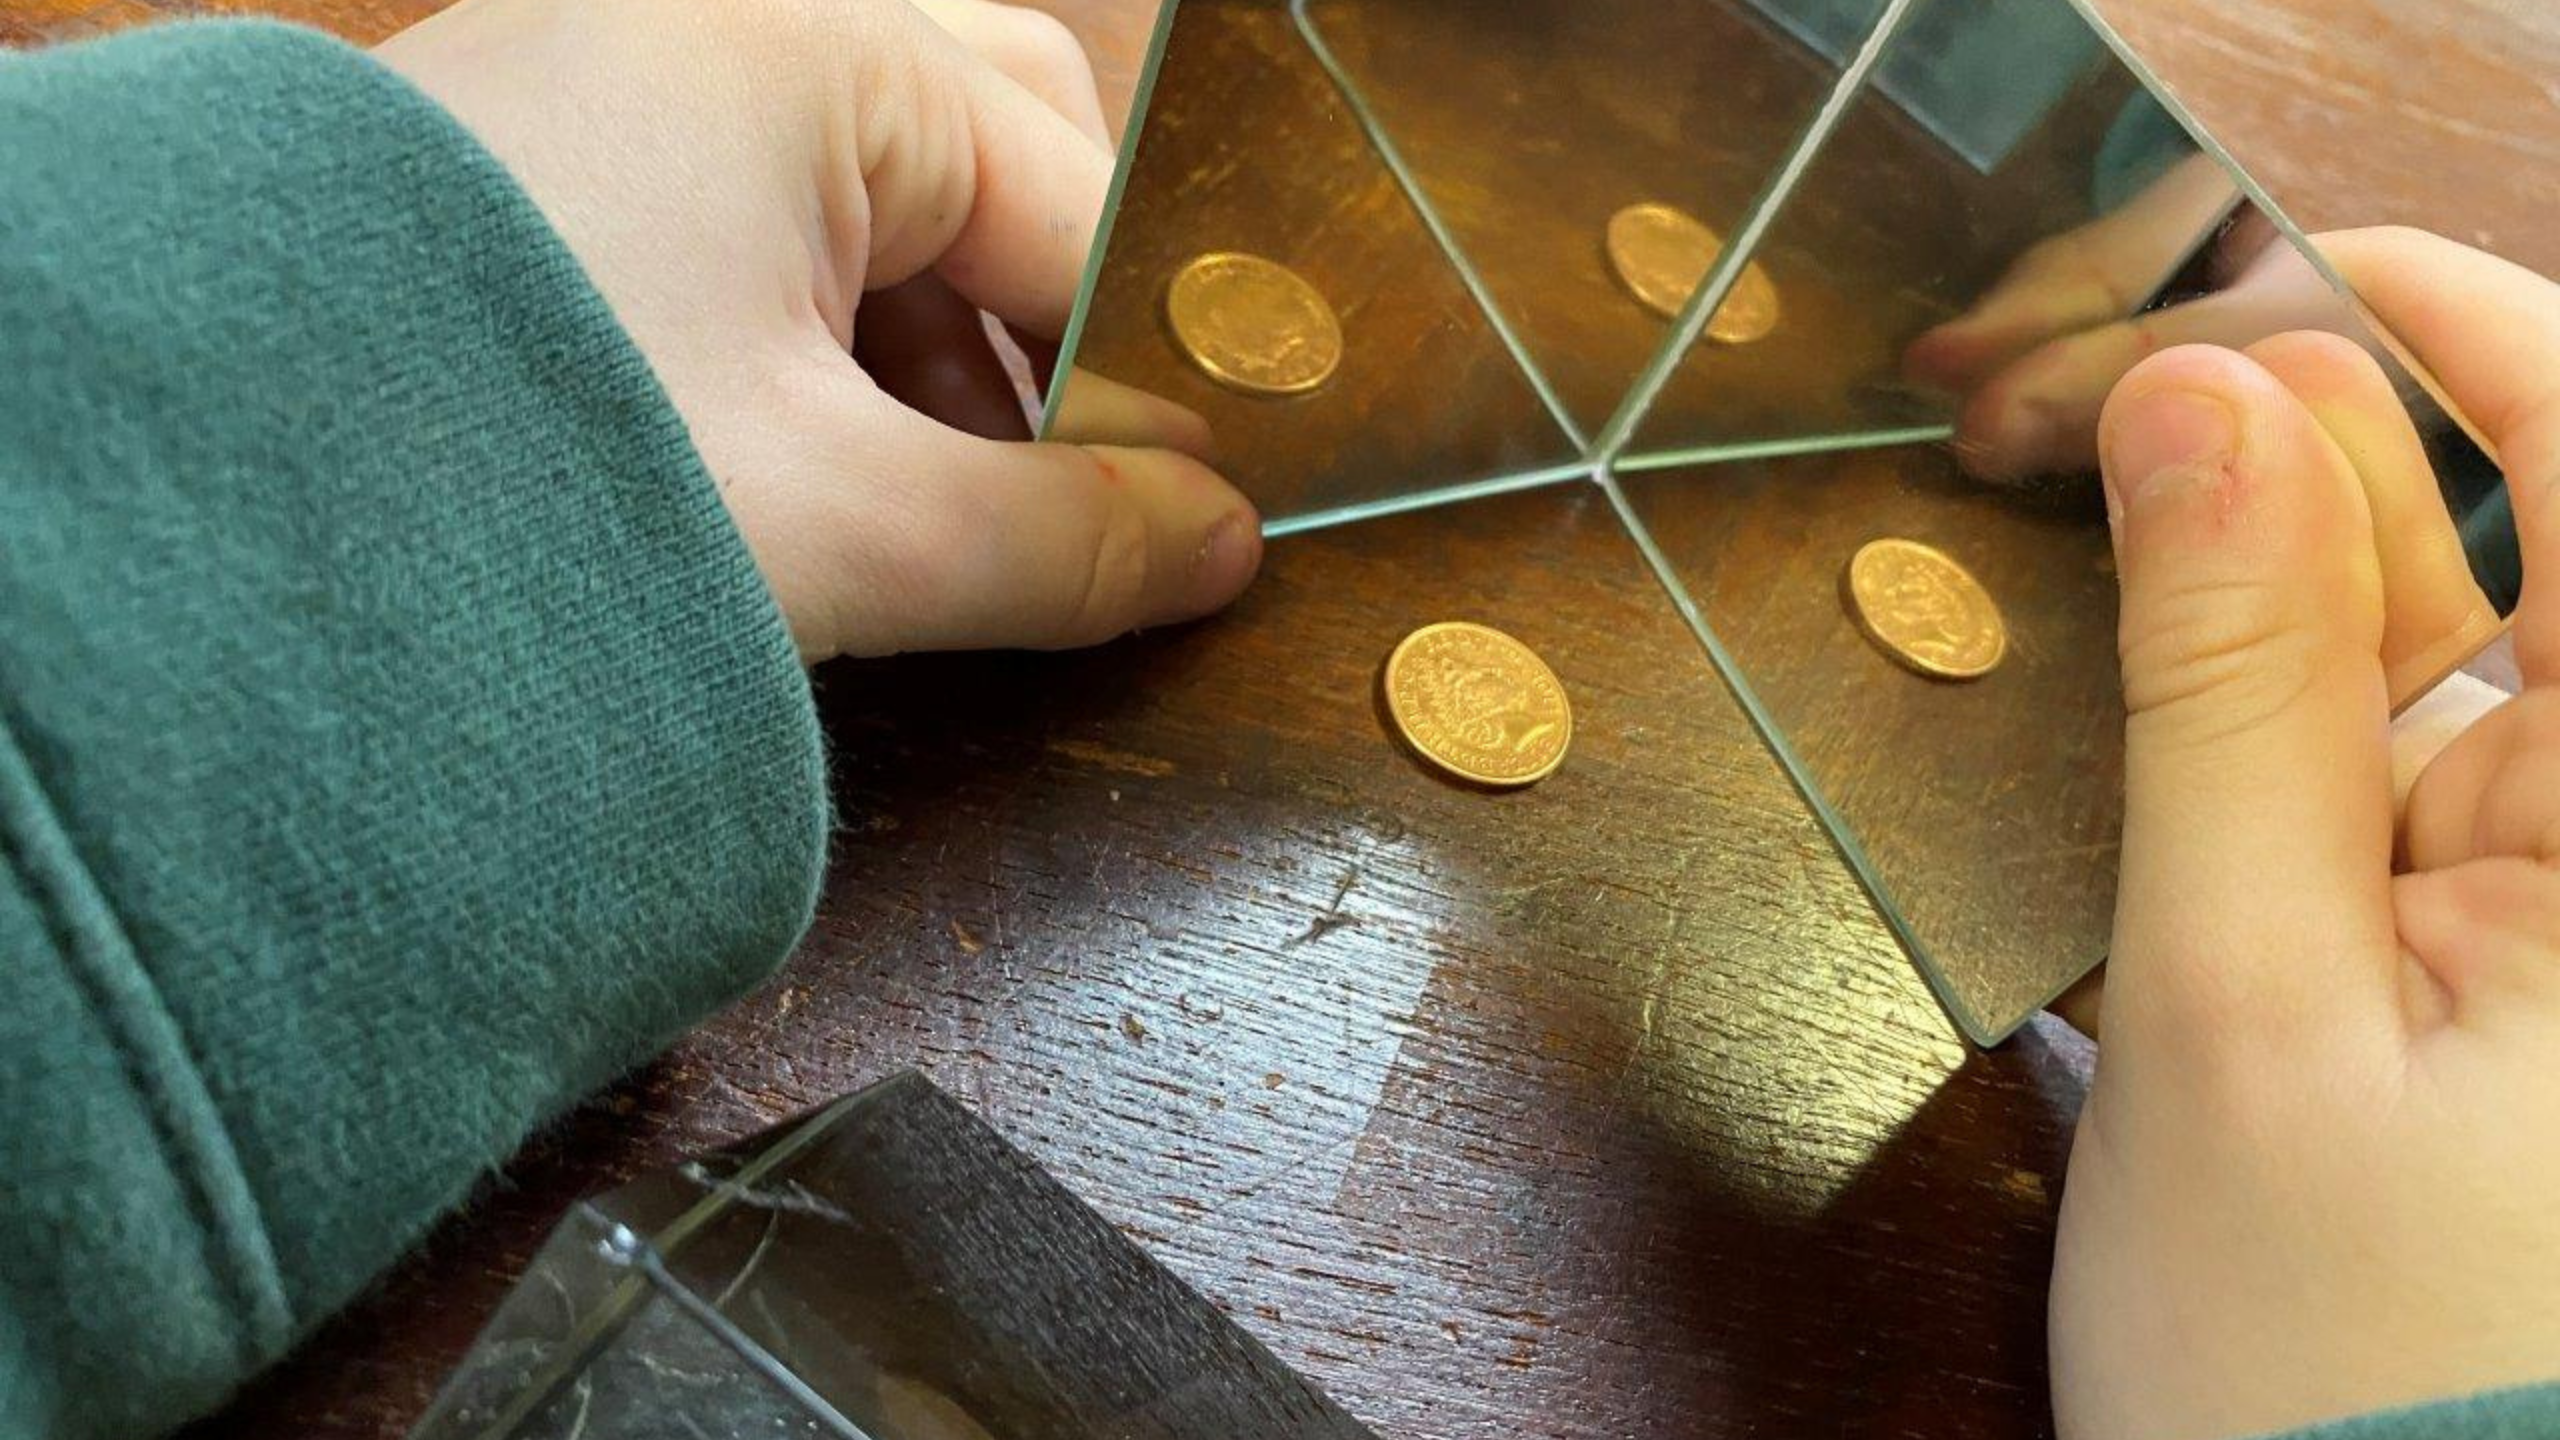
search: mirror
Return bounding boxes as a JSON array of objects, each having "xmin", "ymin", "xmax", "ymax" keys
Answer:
[
  {"xmin": 1041, "ymin": 0, "xmax": 1584, "ymax": 529},
  {"xmin": 1614, "ymin": 0, "xmax": 2522, "ymax": 1041},
  {"xmin": 1618, "ymin": 3, "xmax": 2230, "ymax": 465},
  {"xmin": 1291, "ymin": 0, "xmax": 1888, "ymax": 445},
  {"xmin": 1042, "ymin": 0, "xmax": 2522, "ymax": 1044}
]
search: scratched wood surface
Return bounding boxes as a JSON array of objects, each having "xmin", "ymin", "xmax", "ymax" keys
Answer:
[{"xmin": 1, "ymin": 1, "xmax": 2549, "ymax": 1437}]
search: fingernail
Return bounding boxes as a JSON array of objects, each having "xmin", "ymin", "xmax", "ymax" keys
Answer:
[
  {"xmin": 1189, "ymin": 509, "xmax": 1262, "ymax": 609},
  {"xmin": 2103, "ymin": 390, "xmax": 2238, "ymax": 521}
]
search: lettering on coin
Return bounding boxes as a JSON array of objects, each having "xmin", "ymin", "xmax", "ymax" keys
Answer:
[
  {"xmin": 1844, "ymin": 538, "xmax": 2008, "ymax": 681},
  {"xmin": 1605, "ymin": 201, "xmax": 1782, "ymax": 345},
  {"xmin": 1165, "ymin": 252, "xmax": 1344, "ymax": 396},
  {"xmin": 1383, "ymin": 623, "xmax": 1572, "ymax": 787}
]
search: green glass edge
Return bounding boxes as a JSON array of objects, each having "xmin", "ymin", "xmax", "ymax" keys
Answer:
[
  {"xmin": 451, "ymin": 1090, "xmax": 886, "ymax": 1440},
  {"xmin": 1613, "ymin": 423, "xmax": 1955, "ymax": 475},
  {"xmin": 1288, "ymin": 0, "xmax": 1595, "ymax": 455},
  {"xmin": 1037, "ymin": 0, "xmax": 1185, "ymax": 438},
  {"xmin": 1619, "ymin": 0, "xmax": 2374, "ymax": 1045}
]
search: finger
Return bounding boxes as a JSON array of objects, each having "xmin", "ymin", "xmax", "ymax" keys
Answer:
[
  {"xmin": 2394, "ymin": 859, "xmax": 2560, "ymax": 1032},
  {"xmin": 907, "ymin": 0, "xmax": 1111, "ymax": 149},
  {"xmin": 2319, "ymin": 228, "xmax": 2560, "ymax": 682},
  {"xmin": 2049, "ymin": 967, "xmax": 2105, "ymax": 1040},
  {"xmin": 2392, "ymin": 670, "xmax": 2514, "ymax": 818},
  {"xmin": 1952, "ymin": 245, "xmax": 2354, "ymax": 483},
  {"xmin": 2206, "ymin": 206, "xmax": 2281, "ymax": 291},
  {"xmin": 1045, "ymin": 368, "xmax": 1217, "ymax": 460},
  {"xmin": 855, "ymin": 274, "xmax": 1037, "ymax": 440},
  {"xmin": 1011, "ymin": 326, "xmax": 1063, "ymax": 396},
  {"xmin": 1907, "ymin": 155, "xmax": 2241, "ymax": 394},
  {"xmin": 2403, "ymin": 688, "xmax": 2560, "ymax": 873},
  {"xmin": 2051, "ymin": 665, "xmax": 2494, "ymax": 1048},
  {"xmin": 2397, "ymin": 690, "xmax": 2560, "ymax": 1022},
  {"xmin": 828, "ymin": 400, "xmax": 1258, "ymax": 655},
  {"xmin": 2099, "ymin": 345, "xmax": 2400, "ymax": 1055},
  {"xmin": 2245, "ymin": 331, "xmax": 2504, "ymax": 704},
  {"xmin": 862, "ymin": 10, "xmax": 1110, "ymax": 337}
]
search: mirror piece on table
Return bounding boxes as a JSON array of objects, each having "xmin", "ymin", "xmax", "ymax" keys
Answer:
[
  {"xmin": 1290, "ymin": 0, "xmax": 1889, "ymax": 445},
  {"xmin": 1041, "ymin": 0, "xmax": 1583, "ymax": 529},
  {"xmin": 412, "ymin": 1074, "xmax": 1379, "ymax": 1439},
  {"xmin": 632, "ymin": 1074, "xmax": 1380, "ymax": 1439}
]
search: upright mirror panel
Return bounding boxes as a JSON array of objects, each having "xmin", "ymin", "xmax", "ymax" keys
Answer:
[
  {"xmin": 1621, "ymin": 0, "xmax": 2237, "ymax": 464},
  {"xmin": 1291, "ymin": 0, "xmax": 1888, "ymax": 445},
  {"xmin": 1619, "ymin": 0, "xmax": 2522, "ymax": 1042},
  {"xmin": 1043, "ymin": 0, "xmax": 1583, "ymax": 526}
]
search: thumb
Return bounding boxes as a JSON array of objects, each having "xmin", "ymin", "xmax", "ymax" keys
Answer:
[
  {"xmin": 1951, "ymin": 245, "xmax": 2350, "ymax": 484},
  {"xmin": 818, "ymin": 400, "xmax": 1260, "ymax": 658},
  {"xmin": 2099, "ymin": 346, "xmax": 2402, "ymax": 1055}
]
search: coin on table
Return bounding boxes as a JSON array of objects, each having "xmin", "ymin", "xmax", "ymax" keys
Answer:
[
  {"xmin": 1164, "ymin": 252, "xmax": 1344, "ymax": 396},
  {"xmin": 1843, "ymin": 538, "xmax": 2009, "ymax": 680},
  {"xmin": 1382, "ymin": 622, "xmax": 1573, "ymax": 787},
  {"xmin": 1604, "ymin": 201, "xmax": 1782, "ymax": 344}
]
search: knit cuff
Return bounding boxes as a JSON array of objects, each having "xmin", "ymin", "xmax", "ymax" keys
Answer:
[{"xmin": 0, "ymin": 22, "xmax": 826, "ymax": 1438}]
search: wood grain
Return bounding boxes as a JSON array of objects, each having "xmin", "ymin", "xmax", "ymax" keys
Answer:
[
  {"xmin": 193, "ymin": 483, "xmax": 2090, "ymax": 1440},
  {"xmin": 1624, "ymin": 445, "xmax": 2124, "ymax": 1040},
  {"xmin": 2090, "ymin": 0, "xmax": 2560, "ymax": 274},
  {"xmin": 459, "ymin": 1073, "xmax": 1383, "ymax": 1440},
  {"xmin": 0, "ymin": 1, "xmax": 2547, "ymax": 1437}
]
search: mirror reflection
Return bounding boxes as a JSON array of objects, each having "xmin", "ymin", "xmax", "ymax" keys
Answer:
[
  {"xmin": 1622, "ymin": 0, "xmax": 2521, "ymax": 1040},
  {"xmin": 1621, "ymin": 1, "xmax": 2231, "ymax": 464},
  {"xmin": 1043, "ymin": 0, "xmax": 1582, "ymax": 526},
  {"xmin": 1044, "ymin": 0, "xmax": 2521, "ymax": 1043},
  {"xmin": 1292, "ymin": 0, "xmax": 1887, "ymax": 443}
]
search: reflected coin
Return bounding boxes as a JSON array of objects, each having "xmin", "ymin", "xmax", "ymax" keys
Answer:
[
  {"xmin": 1605, "ymin": 201, "xmax": 1782, "ymax": 344},
  {"xmin": 1843, "ymin": 539, "xmax": 2008, "ymax": 681},
  {"xmin": 1164, "ymin": 252, "xmax": 1344, "ymax": 396},
  {"xmin": 1383, "ymin": 622, "xmax": 1573, "ymax": 787}
]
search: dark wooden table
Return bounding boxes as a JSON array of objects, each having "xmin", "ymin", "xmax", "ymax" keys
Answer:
[{"xmin": 7, "ymin": 1, "xmax": 2553, "ymax": 1436}]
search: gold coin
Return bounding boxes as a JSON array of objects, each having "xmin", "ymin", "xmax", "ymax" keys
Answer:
[
  {"xmin": 1604, "ymin": 201, "xmax": 1782, "ymax": 345},
  {"xmin": 1164, "ymin": 252, "xmax": 1343, "ymax": 396},
  {"xmin": 1383, "ymin": 622, "xmax": 1573, "ymax": 787},
  {"xmin": 1843, "ymin": 539, "xmax": 2009, "ymax": 681}
]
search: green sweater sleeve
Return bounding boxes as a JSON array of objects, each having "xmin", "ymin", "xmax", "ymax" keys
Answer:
[
  {"xmin": 2254, "ymin": 1384, "xmax": 2560, "ymax": 1439},
  {"xmin": 0, "ymin": 21, "xmax": 826, "ymax": 1439}
]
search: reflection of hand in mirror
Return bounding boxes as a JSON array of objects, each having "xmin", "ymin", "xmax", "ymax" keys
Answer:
[
  {"xmin": 1905, "ymin": 154, "xmax": 2358, "ymax": 485},
  {"xmin": 383, "ymin": 0, "xmax": 1254, "ymax": 664},
  {"xmin": 2051, "ymin": 229, "xmax": 2557, "ymax": 1440}
]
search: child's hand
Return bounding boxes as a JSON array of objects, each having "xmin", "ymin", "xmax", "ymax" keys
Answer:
[
  {"xmin": 2052, "ymin": 228, "xmax": 2560, "ymax": 1440},
  {"xmin": 1904, "ymin": 155, "xmax": 2360, "ymax": 486},
  {"xmin": 379, "ymin": 0, "xmax": 1258, "ymax": 663}
]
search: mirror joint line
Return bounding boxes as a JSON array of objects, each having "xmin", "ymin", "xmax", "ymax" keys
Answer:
[
  {"xmin": 1037, "ymin": 0, "xmax": 1185, "ymax": 438},
  {"xmin": 1591, "ymin": 0, "xmax": 1928, "ymax": 467},
  {"xmin": 618, "ymin": 1232, "xmax": 881, "ymax": 1440},
  {"xmin": 1612, "ymin": 424, "xmax": 1957, "ymax": 476},
  {"xmin": 1289, "ymin": 0, "xmax": 1595, "ymax": 460},
  {"xmin": 1593, "ymin": 461, "xmax": 2009, "ymax": 1047},
  {"xmin": 1260, "ymin": 461, "xmax": 1600, "ymax": 540}
]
